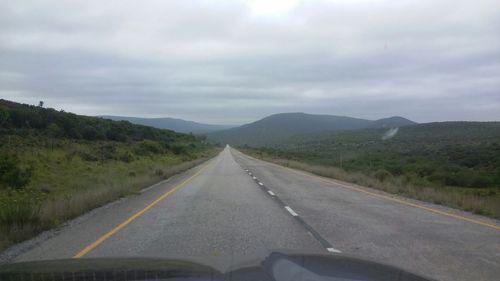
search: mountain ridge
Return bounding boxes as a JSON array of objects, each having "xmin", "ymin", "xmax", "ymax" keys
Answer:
[
  {"xmin": 100, "ymin": 115, "xmax": 234, "ymax": 134},
  {"xmin": 207, "ymin": 112, "xmax": 416, "ymax": 146}
]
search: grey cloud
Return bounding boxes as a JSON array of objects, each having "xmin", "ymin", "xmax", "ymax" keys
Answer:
[{"xmin": 1, "ymin": 0, "xmax": 499, "ymax": 124}]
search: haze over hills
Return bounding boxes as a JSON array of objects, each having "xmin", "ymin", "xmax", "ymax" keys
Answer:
[
  {"xmin": 100, "ymin": 116, "xmax": 235, "ymax": 134},
  {"xmin": 207, "ymin": 113, "xmax": 416, "ymax": 146}
]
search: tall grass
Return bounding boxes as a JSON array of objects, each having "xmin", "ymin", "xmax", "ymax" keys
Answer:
[
  {"xmin": 0, "ymin": 147, "xmax": 219, "ymax": 252},
  {"xmin": 244, "ymin": 151, "xmax": 500, "ymax": 219},
  {"xmin": 38, "ymin": 156, "xmax": 212, "ymax": 225}
]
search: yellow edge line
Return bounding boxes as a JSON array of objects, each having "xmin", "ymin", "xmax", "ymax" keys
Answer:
[
  {"xmin": 73, "ymin": 160, "xmax": 213, "ymax": 258},
  {"xmin": 239, "ymin": 151, "xmax": 500, "ymax": 231}
]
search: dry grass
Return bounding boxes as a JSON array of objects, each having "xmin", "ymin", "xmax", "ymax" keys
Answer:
[
  {"xmin": 248, "ymin": 153, "xmax": 500, "ymax": 219},
  {"xmin": 0, "ymin": 151, "xmax": 218, "ymax": 252},
  {"xmin": 38, "ymin": 157, "xmax": 210, "ymax": 224}
]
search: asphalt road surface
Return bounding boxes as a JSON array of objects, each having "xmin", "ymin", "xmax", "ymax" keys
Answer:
[{"xmin": 2, "ymin": 147, "xmax": 499, "ymax": 281}]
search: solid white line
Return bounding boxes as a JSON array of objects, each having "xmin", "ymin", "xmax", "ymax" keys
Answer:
[
  {"xmin": 258, "ymin": 182, "xmax": 264, "ymax": 186},
  {"xmin": 268, "ymin": 190, "xmax": 275, "ymax": 196},
  {"xmin": 284, "ymin": 206, "xmax": 298, "ymax": 216},
  {"xmin": 326, "ymin": 247, "xmax": 342, "ymax": 253},
  {"xmin": 140, "ymin": 178, "xmax": 170, "ymax": 193},
  {"xmin": 252, "ymin": 176, "xmax": 257, "ymax": 179}
]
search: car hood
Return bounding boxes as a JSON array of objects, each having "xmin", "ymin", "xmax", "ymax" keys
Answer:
[{"xmin": 0, "ymin": 250, "xmax": 436, "ymax": 281}]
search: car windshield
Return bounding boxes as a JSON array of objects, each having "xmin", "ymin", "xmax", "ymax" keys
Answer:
[{"xmin": 0, "ymin": 1, "xmax": 499, "ymax": 281}]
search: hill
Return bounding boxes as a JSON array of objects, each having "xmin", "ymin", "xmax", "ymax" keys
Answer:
[
  {"xmin": 367, "ymin": 116, "xmax": 417, "ymax": 128},
  {"xmin": 261, "ymin": 122, "xmax": 500, "ymax": 188},
  {"xmin": 207, "ymin": 112, "xmax": 416, "ymax": 146},
  {"xmin": 100, "ymin": 115, "xmax": 234, "ymax": 134},
  {"xmin": 0, "ymin": 99, "xmax": 198, "ymax": 143},
  {"xmin": 0, "ymin": 99, "xmax": 217, "ymax": 250}
]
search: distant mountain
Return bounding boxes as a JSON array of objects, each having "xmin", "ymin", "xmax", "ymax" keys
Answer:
[
  {"xmin": 100, "ymin": 116, "xmax": 235, "ymax": 134},
  {"xmin": 207, "ymin": 113, "xmax": 416, "ymax": 146},
  {"xmin": 367, "ymin": 116, "xmax": 417, "ymax": 128}
]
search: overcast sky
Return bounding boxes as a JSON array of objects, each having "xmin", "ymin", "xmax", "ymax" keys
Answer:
[{"xmin": 1, "ymin": 0, "xmax": 499, "ymax": 125}]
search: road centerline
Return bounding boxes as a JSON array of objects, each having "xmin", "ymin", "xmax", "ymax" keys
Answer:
[
  {"xmin": 237, "ymin": 161, "xmax": 342, "ymax": 254},
  {"xmin": 284, "ymin": 206, "xmax": 299, "ymax": 217}
]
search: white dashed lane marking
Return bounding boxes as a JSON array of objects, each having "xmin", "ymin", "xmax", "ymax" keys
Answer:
[
  {"xmin": 242, "ymin": 167, "xmax": 342, "ymax": 254},
  {"xmin": 284, "ymin": 206, "xmax": 299, "ymax": 217},
  {"xmin": 327, "ymin": 247, "xmax": 342, "ymax": 253}
]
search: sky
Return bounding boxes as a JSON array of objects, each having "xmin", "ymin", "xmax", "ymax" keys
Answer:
[{"xmin": 1, "ymin": 0, "xmax": 499, "ymax": 125}]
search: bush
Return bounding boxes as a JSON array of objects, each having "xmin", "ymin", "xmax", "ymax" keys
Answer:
[
  {"xmin": 373, "ymin": 169, "xmax": 392, "ymax": 182},
  {"xmin": 415, "ymin": 165, "xmax": 434, "ymax": 177},
  {"xmin": 0, "ymin": 106, "xmax": 9, "ymax": 126},
  {"xmin": 78, "ymin": 150, "xmax": 99, "ymax": 161},
  {"xmin": 0, "ymin": 189, "xmax": 44, "ymax": 226},
  {"xmin": 442, "ymin": 169, "xmax": 493, "ymax": 188},
  {"xmin": 106, "ymin": 126, "xmax": 127, "ymax": 142},
  {"xmin": 469, "ymin": 175, "xmax": 493, "ymax": 188},
  {"xmin": 99, "ymin": 143, "xmax": 118, "ymax": 160},
  {"xmin": 119, "ymin": 151, "xmax": 135, "ymax": 163},
  {"xmin": 385, "ymin": 164, "xmax": 403, "ymax": 175},
  {"xmin": 0, "ymin": 156, "xmax": 32, "ymax": 189},
  {"xmin": 135, "ymin": 140, "xmax": 163, "ymax": 155},
  {"xmin": 155, "ymin": 169, "xmax": 164, "ymax": 177},
  {"xmin": 172, "ymin": 144, "xmax": 187, "ymax": 155},
  {"xmin": 81, "ymin": 125, "xmax": 97, "ymax": 140}
]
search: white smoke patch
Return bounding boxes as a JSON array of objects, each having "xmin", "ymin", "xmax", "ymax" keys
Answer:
[{"xmin": 382, "ymin": 127, "xmax": 399, "ymax": 140}]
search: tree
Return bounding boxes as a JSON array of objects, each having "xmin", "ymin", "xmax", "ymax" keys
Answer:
[
  {"xmin": 46, "ymin": 123, "xmax": 61, "ymax": 150},
  {"xmin": 38, "ymin": 101, "xmax": 44, "ymax": 107},
  {"xmin": 0, "ymin": 106, "xmax": 9, "ymax": 127}
]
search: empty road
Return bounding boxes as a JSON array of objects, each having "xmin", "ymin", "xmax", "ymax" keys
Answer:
[{"xmin": 2, "ymin": 147, "xmax": 499, "ymax": 281}]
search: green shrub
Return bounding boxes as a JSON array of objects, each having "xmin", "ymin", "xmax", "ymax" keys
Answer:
[
  {"xmin": 155, "ymin": 169, "xmax": 164, "ymax": 177},
  {"xmin": 0, "ymin": 189, "xmax": 44, "ymax": 226},
  {"xmin": 135, "ymin": 140, "xmax": 163, "ymax": 155},
  {"xmin": 385, "ymin": 164, "xmax": 403, "ymax": 175},
  {"xmin": 0, "ymin": 156, "xmax": 32, "ymax": 189},
  {"xmin": 119, "ymin": 151, "xmax": 135, "ymax": 162},
  {"xmin": 0, "ymin": 106, "xmax": 9, "ymax": 126},
  {"xmin": 99, "ymin": 143, "xmax": 118, "ymax": 160},
  {"xmin": 78, "ymin": 150, "xmax": 99, "ymax": 161},
  {"xmin": 442, "ymin": 170, "xmax": 493, "ymax": 188},
  {"xmin": 171, "ymin": 144, "xmax": 187, "ymax": 155},
  {"xmin": 415, "ymin": 165, "xmax": 434, "ymax": 177},
  {"xmin": 373, "ymin": 169, "xmax": 392, "ymax": 182}
]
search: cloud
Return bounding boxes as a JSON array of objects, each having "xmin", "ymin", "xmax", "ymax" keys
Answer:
[{"xmin": 1, "ymin": 0, "xmax": 499, "ymax": 124}]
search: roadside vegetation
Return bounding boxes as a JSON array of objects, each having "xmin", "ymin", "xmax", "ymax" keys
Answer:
[
  {"xmin": 240, "ymin": 122, "xmax": 500, "ymax": 219},
  {"xmin": 0, "ymin": 99, "xmax": 219, "ymax": 251}
]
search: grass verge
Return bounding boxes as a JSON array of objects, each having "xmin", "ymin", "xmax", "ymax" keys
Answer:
[
  {"xmin": 0, "ymin": 142, "xmax": 220, "ymax": 252},
  {"xmin": 241, "ymin": 149, "xmax": 500, "ymax": 219}
]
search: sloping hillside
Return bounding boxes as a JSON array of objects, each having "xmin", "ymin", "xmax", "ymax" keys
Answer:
[
  {"xmin": 251, "ymin": 121, "xmax": 500, "ymax": 189},
  {"xmin": 101, "ymin": 115, "xmax": 234, "ymax": 134},
  {"xmin": 207, "ymin": 112, "xmax": 415, "ymax": 146},
  {"xmin": 0, "ymin": 99, "xmax": 217, "ymax": 250}
]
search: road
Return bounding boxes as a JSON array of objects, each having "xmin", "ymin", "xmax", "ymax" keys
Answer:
[{"xmin": 2, "ymin": 147, "xmax": 499, "ymax": 280}]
